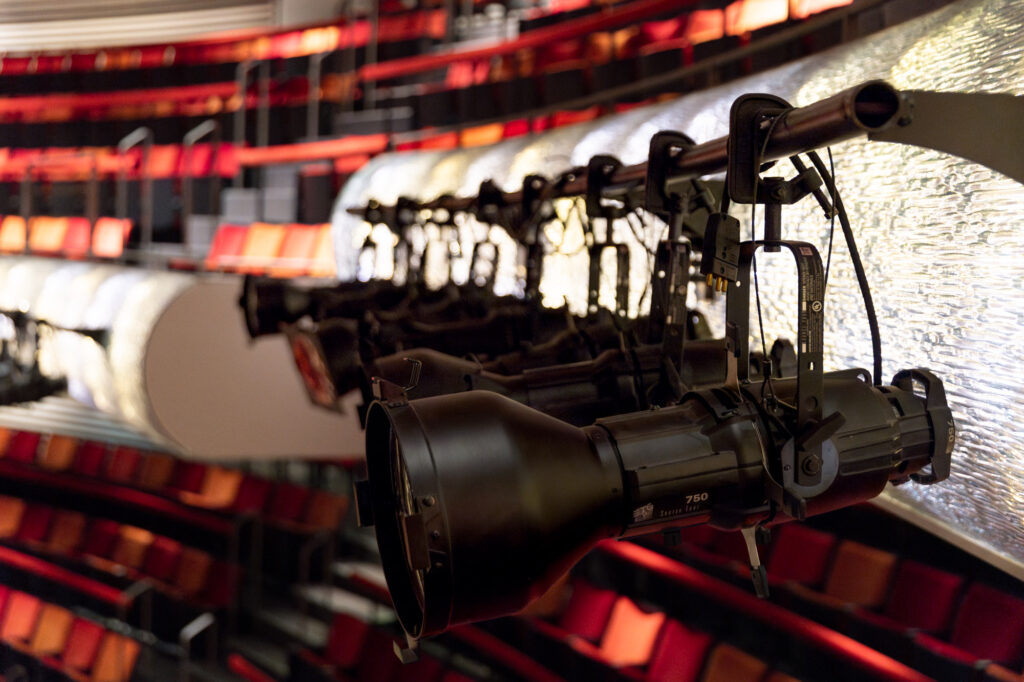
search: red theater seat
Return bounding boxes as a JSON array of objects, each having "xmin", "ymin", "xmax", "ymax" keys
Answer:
[
  {"xmin": 64, "ymin": 217, "xmax": 92, "ymax": 258},
  {"xmin": 645, "ymin": 619, "xmax": 713, "ymax": 682},
  {"xmin": 7, "ymin": 431, "xmax": 42, "ymax": 463},
  {"xmin": 102, "ymin": 446, "xmax": 141, "ymax": 484},
  {"xmin": 883, "ymin": 559, "xmax": 964, "ymax": 633},
  {"xmin": 230, "ymin": 475, "xmax": 272, "ymax": 514},
  {"xmin": 81, "ymin": 519, "xmax": 121, "ymax": 559},
  {"xmin": 135, "ymin": 453, "xmax": 176, "ymax": 490},
  {"xmin": 178, "ymin": 466, "xmax": 242, "ymax": 509},
  {"xmin": 355, "ymin": 627, "xmax": 402, "ymax": 681},
  {"xmin": 766, "ymin": 523, "xmax": 836, "ymax": 587},
  {"xmin": 58, "ymin": 618, "xmax": 105, "ymax": 675},
  {"xmin": 45, "ymin": 510, "xmax": 86, "ymax": 554},
  {"xmin": 1, "ymin": 591, "xmax": 43, "ymax": 645},
  {"xmin": 142, "ymin": 536, "xmax": 182, "ymax": 583},
  {"xmin": 205, "ymin": 224, "xmax": 249, "ymax": 271},
  {"xmin": 72, "ymin": 442, "xmax": 107, "ymax": 477},
  {"xmin": 949, "ymin": 583, "xmax": 1024, "ymax": 666},
  {"xmin": 325, "ymin": 612, "xmax": 370, "ymax": 668},
  {"xmin": 558, "ymin": 580, "xmax": 618, "ymax": 643},
  {"xmin": 268, "ymin": 223, "xmax": 322, "ymax": 278},
  {"xmin": 172, "ymin": 547, "xmax": 213, "ymax": 598},
  {"xmin": 268, "ymin": 482, "xmax": 310, "ymax": 523},
  {"xmin": 169, "ymin": 461, "xmax": 208, "ymax": 494},
  {"xmin": 16, "ymin": 503, "xmax": 54, "ymax": 543}
]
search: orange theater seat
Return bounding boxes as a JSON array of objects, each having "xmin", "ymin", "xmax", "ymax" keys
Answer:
[
  {"xmin": 92, "ymin": 217, "xmax": 132, "ymax": 258},
  {"xmin": 1, "ymin": 591, "xmax": 43, "ymax": 645},
  {"xmin": 178, "ymin": 466, "xmax": 242, "ymax": 509},
  {"xmin": 39, "ymin": 435, "xmax": 79, "ymax": 471},
  {"xmin": 25, "ymin": 604, "xmax": 74, "ymax": 657},
  {"xmin": 110, "ymin": 525, "xmax": 154, "ymax": 570},
  {"xmin": 134, "ymin": 453, "xmax": 176, "ymax": 490},
  {"xmin": 0, "ymin": 215, "xmax": 26, "ymax": 252},
  {"xmin": 238, "ymin": 222, "xmax": 287, "ymax": 274},
  {"xmin": 45, "ymin": 510, "xmax": 87, "ymax": 554},
  {"xmin": 28, "ymin": 216, "xmax": 69, "ymax": 254},
  {"xmin": 172, "ymin": 547, "xmax": 213, "ymax": 598},
  {"xmin": 308, "ymin": 223, "xmax": 336, "ymax": 278},
  {"xmin": 700, "ymin": 643, "xmax": 769, "ymax": 682},
  {"xmin": 823, "ymin": 541, "xmax": 898, "ymax": 609},
  {"xmin": 592, "ymin": 596, "xmax": 665, "ymax": 667},
  {"xmin": 88, "ymin": 632, "xmax": 140, "ymax": 682},
  {"xmin": 301, "ymin": 490, "xmax": 349, "ymax": 530},
  {"xmin": 0, "ymin": 496, "xmax": 26, "ymax": 538},
  {"xmin": 205, "ymin": 224, "xmax": 249, "ymax": 271},
  {"xmin": 63, "ymin": 217, "xmax": 92, "ymax": 258},
  {"xmin": 558, "ymin": 580, "xmax": 618, "ymax": 642},
  {"xmin": 268, "ymin": 223, "xmax": 321, "ymax": 278}
]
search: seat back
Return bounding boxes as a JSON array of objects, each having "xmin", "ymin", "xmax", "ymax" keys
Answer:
[
  {"xmin": 135, "ymin": 453, "xmax": 176, "ymax": 490},
  {"xmin": 0, "ymin": 215, "xmax": 27, "ymax": 253},
  {"xmin": 28, "ymin": 216, "xmax": 69, "ymax": 254},
  {"xmin": 238, "ymin": 222, "xmax": 287, "ymax": 274},
  {"xmin": 268, "ymin": 482, "xmax": 310, "ymax": 523},
  {"xmin": 63, "ymin": 217, "xmax": 92, "ymax": 258},
  {"xmin": 1, "ymin": 591, "xmax": 42, "ymax": 644},
  {"xmin": 103, "ymin": 446, "xmax": 141, "ymax": 483},
  {"xmin": 191, "ymin": 466, "xmax": 243, "ymax": 507},
  {"xmin": 308, "ymin": 224, "xmax": 336, "ymax": 277},
  {"xmin": 700, "ymin": 643, "xmax": 768, "ymax": 682},
  {"xmin": 143, "ymin": 536, "xmax": 182, "ymax": 583},
  {"xmin": 92, "ymin": 218, "xmax": 132, "ymax": 258},
  {"xmin": 111, "ymin": 525, "xmax": 154, "ymax": 570},
  {"xmin": 268, "ymin": 223, "xmax": 321, "ymax": 277},
  {"xmin": 16, "ymin": 503, "xmax": 54, "ymax": 543},
  {"xmin": 597, "ymin": 596, "xmax": 665, "ymax": 667},
  {"xmin": 950, "ymin": 583, "xmax": 1024, "ymax": 666},
  {"xmin": 230, "ymin": 475, "xmax": 272, "ymax": 514},
  {"xmin": 823, "ymin": 540, "xmax": 897, "ymax": 608},
  {"xmin": 558, "ymin": 580, "xmax": 618, "ymax": 642},
  {"xmin": 39, "ymin": 434, "xmax": 78, "ymax": 471},
  {"xmin": 172, "ymin": 547, "xmax": 213, "ymax": 597},
  {"xmin": 90, "ymin": 632, "xmax": 141, "ymax": 682},
  {"xmin": 61, "ymin": 618, "xmax": 105, "ymax": 672},
  {"xmin": 205, "ymin": 224, "xmax": 249, "ymax": 271},
  {"xmin": 7, "ymin": 431, "xmax": 41, "ymax": 463},
  {"xmin": 47, "ymin": 510, "xmax": 87, "ymax": 554},
  {"xmin": 28, "ymin": 604, "xmax": 73, "ymax": 655},
  {"xmin": 72, "ymin": 441, "xmax": 108, "ymax": 477},
  {"xmin": 766, "ymin": 523, "xmax": 837, "ymax": 587},
  {"xmin": 301, "ymin": 490, "xmax": 349, "ymax": 530},
  {"xmin": 81, "ymin": 519, "xmax": 121, "ymax": 559},
  {"xmin": 325, "ymin": 612, "xmax": 370, "ymax": 668},
  {"xmin": 0, "ymin": 496, "xmax": 26, "ymax": 538},
  {"xmin": 646, "ymin": 619, "xmax": 713, "ymax": 682},
  {"xmin": 883, "ymin": 559, "xmax": 964, "ymax": 632}
]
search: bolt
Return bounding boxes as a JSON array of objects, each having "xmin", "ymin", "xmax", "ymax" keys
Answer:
[
  {"xmin": 422, "ymin": 495, "xmax": 436, "ymax": 507},
  {"xmin": 801, "ymin": 457, "xmax": 822, "ymax": 476},
  {"xmin": 431, "ymin": 530, "xmax": 441, "ymax": 540}
]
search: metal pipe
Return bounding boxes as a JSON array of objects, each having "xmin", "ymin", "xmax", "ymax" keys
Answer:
[
  {"xmin": 234, "ymin": 61, "xmax": 254, "ymax": 187},
  {"xmin": 117, "ymin": 126, "xmax": 153, "ymax": 255},
  {"xmin": 306, "ymin": 52, "xmax": 325, "ymax": 140},
  {"xmin": 257, "ymin": 60, "xmax": 270, "ymax": 148},
  {"xmin": 351, "ymin": 80, "xmax": 906, "ymax": 215},
  {"xmin": 181, "ymin": 119, "xmax": 220, "ymax": 234},
  {"xmin": 365, "ymin": 2, "xmax": 380, "ymax": 110}
]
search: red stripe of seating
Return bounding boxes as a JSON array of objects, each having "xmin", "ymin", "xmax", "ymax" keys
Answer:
[
  {"xmin": 0, "ymin": 545, "xmax": 128, "ymax": 608},
  {"xmin": 0, "ymin": 82, "xmax": 238, "ymax": 115},
  {"xmin": 359, "ymin": 0, "xmax": 695, "ymax": 82},
  {"xmin": 448, "ymin": 624, "xmax": 567, "ymax": 682},
  {"xmin": 227, "ymin": 654, "xmax": 278, "ymax": 682},
  {"xmin": 598, "ymin": 541, "xmax": 931, "ymax": 682},
  {"xmin": 0, "ymin": 460, "xmax": 234, "ymax": 536},
  {"xmin": 234, "ymin": 134, "xmax": 390, "ymax": 167}
]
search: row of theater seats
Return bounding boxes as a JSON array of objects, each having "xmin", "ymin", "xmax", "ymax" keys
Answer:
[
  {"xmin": 0, "ymin": 494, "xmax": 237, "ymax": 610},
  {"xmin": 0, "ymin": 587, "xmax": 139, "ymax": 682},
  {"xmin": 0, "ymin": 216, "xmax": 131, "ymax": 260},
  {"xmin": 658, "ymin": 523, "xmax": 1024, "ymax": 679},
  {"xmin": 203, "ymin": 222, "xmax": 337, "ymax": 277},
  {"xmin": 0, "ymin": 429, "xmax": 349, "ymax": 536},
  {"xmin": 519, "ymin": 578, "xmax": 800, "ymax": 682},
  {"xmin": 287, "ymin": 613, "xmax": 479, "ymax": 682}
]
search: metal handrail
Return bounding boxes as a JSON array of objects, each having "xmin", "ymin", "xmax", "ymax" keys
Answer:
[
  {"xmin": 116, "ymin": 127, "xmax": 154, "ymax": 256},
  {"xmin": 181, "ymin": 119, "xmax": 221, "ymax": 231}
]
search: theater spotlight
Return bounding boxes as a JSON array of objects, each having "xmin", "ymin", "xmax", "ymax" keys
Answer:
[{"xmin": 356, "ymin": 368, "xmax": 954, "ymax": 641}]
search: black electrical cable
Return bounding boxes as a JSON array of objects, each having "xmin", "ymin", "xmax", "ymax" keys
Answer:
[
  {"xmin": 807, "ymin": 150, "xmax": 883, "ymax": 386},
  {"xmin": 823, "ymin": 148, "xmax": 837, "ymax": 289}
]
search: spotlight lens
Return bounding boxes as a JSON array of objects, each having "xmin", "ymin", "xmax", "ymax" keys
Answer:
[{"xmin": 290, "ymin": 333, "xmax": 336, "ymax": 406}]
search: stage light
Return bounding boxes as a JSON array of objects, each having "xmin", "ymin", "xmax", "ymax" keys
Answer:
[{"xmin": 356, "ymin": 368, "xmax": 953, "ymax": 640}]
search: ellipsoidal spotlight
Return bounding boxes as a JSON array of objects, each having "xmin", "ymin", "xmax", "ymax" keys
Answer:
[{"xmin": 356, "ymin": 368, "xmax": 954, "ymax": 641}]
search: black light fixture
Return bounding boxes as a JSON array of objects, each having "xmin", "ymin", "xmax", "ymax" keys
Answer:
[{"xmin": 356, "ymin": 367, "xmax": 953, "ymax": 640}]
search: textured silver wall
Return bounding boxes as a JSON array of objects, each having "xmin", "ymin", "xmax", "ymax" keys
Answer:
[{"xmin": 333, "ymin": 0, "xmax": 1024, "ymax": 575}]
